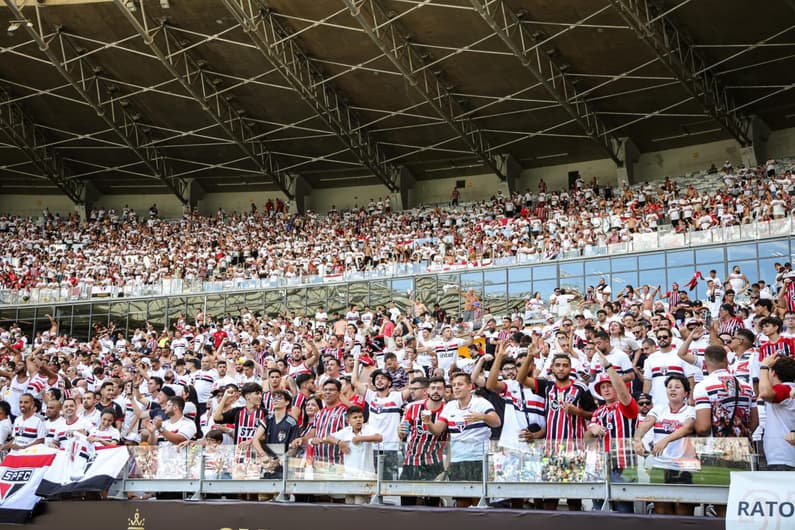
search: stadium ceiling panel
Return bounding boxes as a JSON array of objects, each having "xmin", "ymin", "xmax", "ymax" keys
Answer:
[{"xmin": 0, "ymin": 0, "xmax": 793, "ymax": 195}]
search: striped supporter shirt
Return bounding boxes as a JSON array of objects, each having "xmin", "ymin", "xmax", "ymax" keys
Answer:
[
  {"xmin": 532, "ymin": 379, "xmax": 596, "ymax": 451},
  {"xmin": 589, "ymin": 399, "xmax": 638, "ymax": 469},
  {"xmin": 312, "ymin": 403, "xmax": 348, "ymax": 464},
  {"xmin": 402, "ymin": 400, "xmax": 447, "ymax": 466}
]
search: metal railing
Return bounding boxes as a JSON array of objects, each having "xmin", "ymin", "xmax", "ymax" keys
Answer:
[
  {"xmin": 108, "ymin": 437, "xmax": 751, "ymax": 508},
  {"xmin": 2, "ymin": 217, "xmax": 793, "ymax": 308}
]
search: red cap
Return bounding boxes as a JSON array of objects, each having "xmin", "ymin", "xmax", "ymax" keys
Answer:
[{"xmin": 594, "ymin": 373, "xmax": 613, "ymax": 396}]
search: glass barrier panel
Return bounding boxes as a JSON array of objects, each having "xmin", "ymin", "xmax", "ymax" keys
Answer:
[
  {"xmin": 492, "ymin": 439, "xmax": 605, "ymax": 483},
  {"xmin": 129, "ymin": 444, "xmax": 196, "ymax": 480},
  {"xmin": 286, "ymin": 441, "xmax": 381, "ymax": 481},
  {"xmin": 611, "ymin": 437, "xmax": 754, "ymax": 487}
]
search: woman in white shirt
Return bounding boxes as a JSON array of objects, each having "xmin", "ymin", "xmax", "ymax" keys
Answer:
[
  {"xmin": 88, "ymin": 409, "xmax": 121, "ymax": 447},
  {"xmin": 633, "ymin": 373, "xmax": 697, "ymax": 515}
]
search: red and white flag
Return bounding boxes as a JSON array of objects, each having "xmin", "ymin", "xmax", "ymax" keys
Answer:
[{"xmin": 0, "ymin": 447, "xmax": 57, "ymax": 524}]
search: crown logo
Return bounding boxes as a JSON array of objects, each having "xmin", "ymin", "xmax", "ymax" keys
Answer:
[{"xmin": 128, "ymin": 509, "xmax": 145, "ymax": 530}]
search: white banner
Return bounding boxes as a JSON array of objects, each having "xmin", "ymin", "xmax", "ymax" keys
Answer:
[
  {"xmin": 36, "ymin": 436, "xmax": 128, "ymax": 496},
  {"xmin": 726, "ymin": 471, "xmax": 795, "ymax": 530}
]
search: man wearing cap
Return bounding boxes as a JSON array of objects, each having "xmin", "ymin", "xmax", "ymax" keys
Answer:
[
  {"xmin": 586, "ymin": 351, "xmax": 639, "ymax": 513},
  {"xmin": 352, "ymin": 358, "xmax": 411, "ymax": 479}
]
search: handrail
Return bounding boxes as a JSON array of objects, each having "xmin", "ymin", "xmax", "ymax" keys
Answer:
[
  {"xmin": 106, "ymin": 437, "xmax": 748, "ymax": 506},
  {"xmin": 1, "ymin": 217, "xmax": 792, "ymax": 308}
]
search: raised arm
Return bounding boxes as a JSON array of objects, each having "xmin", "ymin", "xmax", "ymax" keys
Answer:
[
  {"xmin": 485, "ymin": 342, "xmax": 507, "ymax": 393},
  {"xmin": 303, "ymin": 339, "xmax": 321, "ymax": 368},
  {"xmin": 597, "ymin": 351, "xmax": 631, "ymax": 405},
  {"xmin": 676, "ymin": 327, "xmax": 702, "ymax": 366},
  {"xmin": 350, "ymin": 358, "xmax": 368, "ymax": 396}
]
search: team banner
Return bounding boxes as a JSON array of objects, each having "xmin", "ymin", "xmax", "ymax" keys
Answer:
[
  {"xmin": 36, "ymin": 437, "xmax": 128, "ymax": 497},
  {"xmin": 0, "ymin": 446, "xmax": 58, "ymax": 524},
  {"xmin": 726, "ymin": 471, "xmax": 795, "ymax": 530}
]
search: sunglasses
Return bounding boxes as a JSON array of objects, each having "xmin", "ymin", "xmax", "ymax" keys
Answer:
[
  {"xmin": 657, "ymin": 335, "xmax": 671, "ymax": 339},
  {"xmin": 637, "ymin": 401, "xmax": 651, "ymax": 406}
]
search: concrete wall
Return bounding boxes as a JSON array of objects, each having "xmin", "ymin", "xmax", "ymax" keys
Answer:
[
  {"xmin": 414, "ymin": 172, "xmax": 506, "ymax": 205},
  {"xmin": 518, "ymin": 158, "xmax": 619, "ymax": 192},
  {"xmin": 768, "ymin": 126, "xmax": 795, "ymax": 160},
  {"xmin": 197, "ymin": 190, "xmax": 290, "ymax": 216},
  {"xmin": 635, "ymin": 138, "xmax": 742, "ymax": 181},
  {"xmin": 0, "ymin": 194, "xmax": 75, "ymax": 218},
  {"xmin": 310, "ymin": 183, "xmax": 392, "ymax": 211},
  {"xmin": 93, "ymin": 193, "xmax": 184, "ymax": 219}
]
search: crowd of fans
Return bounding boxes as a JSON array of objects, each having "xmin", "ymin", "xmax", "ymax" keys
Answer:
[
  {"xmin": 0, "ymin": 159, "xmax": 792, "ymax": 294},
  {"xmin": 0, "ymin": 252, "xmax": 794, "ymax": 512},
  {"xmin": 0, "ymin": 158, "xmax": 793, "ymax": 512}
]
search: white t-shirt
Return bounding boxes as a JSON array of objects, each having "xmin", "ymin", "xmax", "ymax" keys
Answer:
[
  {"xmin": 427, "ymin": 338, "xmax": 465, "ymax": 374},
  {"xmin": 11, "ymin": 415, "xmax": 46, "ymax": 447},
  {"xmin": 763, "ymin": 382, "xmax": 795, "ymax": 466},
  {"xmin": 498, "ymin": 379, "xmax": 545, "ymax": 450},
  {"xmin": 157, "ymin": 416, "xmax": 197, "ymax": 445},
  {"xmin": 643, "ymin": 351, "xmax": 698, "ymax": 406},
  {"xmin": 89, "ymin": 425, "xmax": 121, "ymax": 447},
  {"xmin": 438, "ymin": 396, "xmax": 495, "ymax": 462},
  {"xmin": 647, "ymin": 403, "xmax": 696, "ymax": 470},
  {"xmin": 330, "ymin": 424, "xmax": 379, "ymax": 479},
  {"xmin": 363, "ymin": 389, "xmax": 404, "ymax": 447}
]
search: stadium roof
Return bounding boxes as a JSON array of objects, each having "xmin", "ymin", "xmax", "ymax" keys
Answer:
[{"xmin": 0, "ymin": 0, "xmax": 793, "ymax": 202}]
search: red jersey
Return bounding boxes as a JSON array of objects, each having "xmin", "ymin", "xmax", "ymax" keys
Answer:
[{"xmin": 589, "ymin": 399, "xmax": 639, "ymax": 469}]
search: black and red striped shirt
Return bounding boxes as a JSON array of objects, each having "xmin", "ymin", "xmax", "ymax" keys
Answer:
[
  {"xmin": 402, "ymin": 400, "xmax": 447, "ymax": 466},
  {"xmin": 533, "ymin": 379, "xmax": 596, "ymax": 450},
  {"xmin": 589, "ymin": 399, "xmax": 639, "ymax": 469},
  {"xmin": 312, "ymin": 403, "xmax": 348, "ymax": 464},
  {"xmin": 718, "ymin": 317, "xmax": 744, "ymax": 335},
  {"xmin": 218, "ymin": 406, "xmax": 269, "ymax": 445},
  {"xmin": 787, "ymin": 281, "xmax": 795, "ymax": 312}
]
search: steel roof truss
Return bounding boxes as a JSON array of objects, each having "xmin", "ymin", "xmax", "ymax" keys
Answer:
[
  {"xmin": 112, "ymin": 0, "xmax": 300, "ymax": 198},
  {"xmin": 608, "ymin": 0, "xmax": 752, "ymax": 145},
  {"xmin": 471, "ymin": 0, "xmax": 623, "ymax": 164},
  {"xmin": 343, "ymin": 0, "xmax": 508, "ymax": 179},
  {"xmin": 221, "ymin": 0, "xmax": 403, "ymax": 192},
  {"xmin": 4, "ymin": 0, "xmax": 191, "ymax": 202},
  {"xmin": 0, "ymin": 85, "xmax": 84, "ymax": 202}
]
